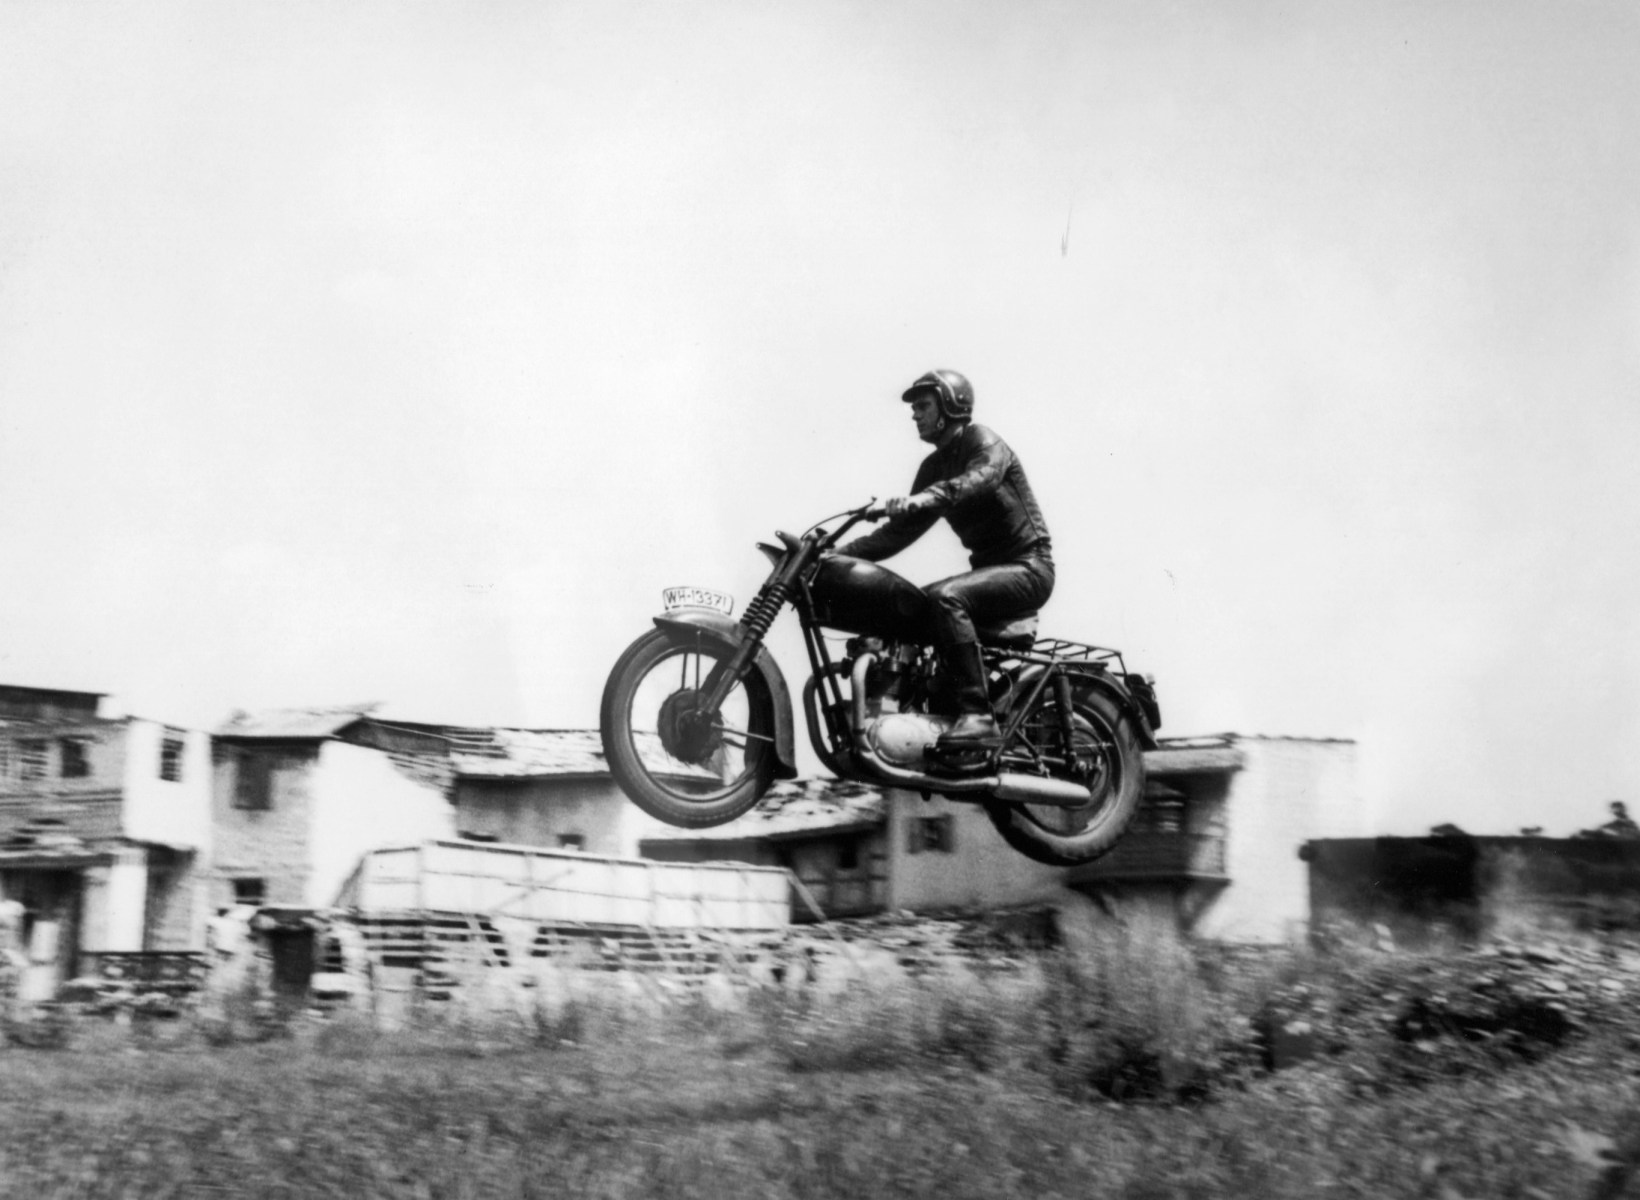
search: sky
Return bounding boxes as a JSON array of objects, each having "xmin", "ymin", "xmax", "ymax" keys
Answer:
[{"xmin": 2, "ymin": 1, "xmax": 1636, "ymax": 837}]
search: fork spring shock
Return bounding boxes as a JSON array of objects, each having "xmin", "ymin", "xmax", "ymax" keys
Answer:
[{"xmin": 739, "ymin": 581, "xmax": 789, "ymax": 642}]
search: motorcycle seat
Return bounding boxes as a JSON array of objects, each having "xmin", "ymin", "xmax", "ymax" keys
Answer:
[{"xmin": 977, "ymin": 613, "xmax": 1039, "ymax": 650}]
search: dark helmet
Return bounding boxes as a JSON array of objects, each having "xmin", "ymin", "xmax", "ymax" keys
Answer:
[{"xmin": 901, "ymin": 369, "xmax": 974, "ymax": 421}]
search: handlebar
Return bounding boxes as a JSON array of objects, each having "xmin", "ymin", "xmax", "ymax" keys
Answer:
[{"xmin": 801, "ymin": 502, "xmax": 888, "ymax": 552}]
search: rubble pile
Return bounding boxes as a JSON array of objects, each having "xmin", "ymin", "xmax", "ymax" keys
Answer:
[
  {"xmin": 55, "ymin": 978, "xmax": 191, "ymax": 1019},
  {"xmin": 1261, "ymin": 934, "xmax": 1640, "ymax": 1086}
]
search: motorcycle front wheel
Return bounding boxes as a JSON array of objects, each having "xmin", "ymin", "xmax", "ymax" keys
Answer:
[
  {"xmin": 983, "ymin": 688, "xmax": 1145, "ymax": 866},
  {"xmin": 599, "ymin": 629, "xmax": 777, "ymax": 828}
]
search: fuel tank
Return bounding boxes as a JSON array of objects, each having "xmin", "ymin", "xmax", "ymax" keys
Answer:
[{"xmin": 809, "ymin": 555, "xmax": 933, "ymax": 642}]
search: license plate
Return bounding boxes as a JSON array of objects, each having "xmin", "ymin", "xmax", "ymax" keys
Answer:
[{"xmin": 662, "ymin": 586, "xmax": 734, "ymax": 616}]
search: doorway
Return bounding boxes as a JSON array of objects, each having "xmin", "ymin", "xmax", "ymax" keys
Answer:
[{"xmin": 6, "ymin": 869, "xmax": 83, "ymax": 1001}]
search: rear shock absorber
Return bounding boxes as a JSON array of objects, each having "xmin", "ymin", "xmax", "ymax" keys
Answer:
[{"xmin": 1054, "ymin": 672, "xmax": 1079, "ymax": 771}]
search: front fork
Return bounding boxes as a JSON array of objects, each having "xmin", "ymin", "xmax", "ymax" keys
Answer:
[{"xmin": 695, "ymin": 554, "xmax": 806, "ymax": 717}]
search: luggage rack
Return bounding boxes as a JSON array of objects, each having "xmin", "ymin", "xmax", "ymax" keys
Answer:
[
  {"xmin": 1017, "ymin": 637, "xmax": 1127, "ymax": 673},
  {"xmin": 990, "ymin": 636, "xmax": 1134, "ymax": 675}
]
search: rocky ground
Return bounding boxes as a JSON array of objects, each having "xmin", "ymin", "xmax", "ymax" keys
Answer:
[
  {"xmin": 1256, "ymin": 931, "xmax": 1640, "ymax": 1087},
  {"xmin": 786, "ymin": 906, "xmax": 1640, "ymax": 1101}
]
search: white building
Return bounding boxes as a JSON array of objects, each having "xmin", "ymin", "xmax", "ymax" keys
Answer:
[
  {"xmin": 210, "ymin": 707, "xmax": 456, "ymax": 910},
  {"xmin": 1069, "ymin": 734, "xmax": 1368, "ymax": 942}
]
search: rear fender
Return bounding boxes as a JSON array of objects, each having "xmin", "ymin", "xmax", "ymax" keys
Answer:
[
  {"xmin": 1011, "ymin": 663, "xmax": 1160, "ymax": 750},
  {"xmin": 651, "ymin": 611, "xmax": 799, "ymax": 778}
]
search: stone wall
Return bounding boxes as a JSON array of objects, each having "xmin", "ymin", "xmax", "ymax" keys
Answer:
[{"xmin": 210, "ymin": 742, "xmax": 320, "ymax": 908}]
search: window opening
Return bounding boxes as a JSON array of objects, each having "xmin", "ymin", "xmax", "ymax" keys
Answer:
[
  {"xmin": 159, "ymin": 733, "xmax": 185, "ymax": 782},
  {"xmin": 59, "ymin": 738, "xmax": 90, "ymax": 779},
  {"xmin": 18, "ymin": 739, "xmax": 49, "ymax": 781},
  {"xmin": 907, "ymin": 815, "xmax": 954, "ymax": 855},
  {"xmin": 233, "ymin": 751, "xmax": 273, "ymax": 810}
]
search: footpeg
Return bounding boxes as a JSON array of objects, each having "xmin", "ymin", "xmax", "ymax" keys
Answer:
[
  {"xmin": 938, "ymin": 712, "xmax": 1002, "ymax": 749},
  {"xmin": 923, "ymin": 744, "xmax": 993, "ymax": 777}
]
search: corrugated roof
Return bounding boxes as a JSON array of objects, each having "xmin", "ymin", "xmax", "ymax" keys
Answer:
[
  {"xmin": 215, "ymin": 705, "xmax": 380, "ymax": 740},
  {"xmin": 0, "ymin": 714, "xmax": 125, "ymax": 731},
  {"xmin": 641, "ymin": 778, "xmax": 887, "ymax": 844},
  {"xmin": 0, "ymin": 683, "xmax": 106, "ymax": 702},
  {"xmin": 1155, "ymin": 735, "xmax": 1235, "ymax": 751},
  {"xmin": 1228, "ymin": 733, "xmax": 1357, "ymax": 745},
  {"xmin": 1162, "ymin": 733, "xmax": 1357, "ymax": 746}
]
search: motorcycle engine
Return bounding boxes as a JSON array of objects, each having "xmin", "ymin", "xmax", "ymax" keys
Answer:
[
  {"xmin": 843, "ymin": 636, "xmax": 949, "ymax": 769},
  {"xmin": 862, "ymin": 711, "xmax": 951, "ymax": 769},
  {"xmin": 847, "ymin": 637, "xmax": 923, "ymax": 710}
]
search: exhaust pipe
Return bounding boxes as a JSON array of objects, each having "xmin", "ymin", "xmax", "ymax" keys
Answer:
[{"xmin": 993, "ymin": 773, "xmax": 1092, "ymax": 807}]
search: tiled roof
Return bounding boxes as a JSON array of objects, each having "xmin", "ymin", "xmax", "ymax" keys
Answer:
[
  {"xmin": 215, "ymin": 705, "xmax": 380, "ymax": 740},
  {"xmin": 448, "ymin": 728, "xmax": 727, "ymax": 782},
  {"xmin": 641, "ymin": 778, "xmax": 887, "ymax": 844},
  {"xmin": 450, "ymin": 728, "xmax": 608, "ymax": 778}
]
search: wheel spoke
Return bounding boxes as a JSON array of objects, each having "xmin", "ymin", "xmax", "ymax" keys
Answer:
[{"xmin": 713, "ymin": 723, "xmax": 773, "ymax": 746}]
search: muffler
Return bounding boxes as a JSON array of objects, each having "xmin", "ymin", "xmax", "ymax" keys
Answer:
[{"xmin": 993, "ymin": 773, "xmax": 1092, "ymax": 808}]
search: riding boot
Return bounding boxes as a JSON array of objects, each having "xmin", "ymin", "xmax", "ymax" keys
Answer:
[{"xmin": 937, "ymin": 643, "xmax": 1001, "ymax": 749}]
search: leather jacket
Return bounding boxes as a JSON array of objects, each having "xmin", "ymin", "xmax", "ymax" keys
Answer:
[{"xmin": 839, "ymin": 423, "xmax": 1052, "ymax": 569}]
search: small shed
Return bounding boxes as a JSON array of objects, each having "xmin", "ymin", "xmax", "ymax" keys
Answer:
[{"xmin": 335, "ymin": 838, "xmax": 791, "ymax": 931}]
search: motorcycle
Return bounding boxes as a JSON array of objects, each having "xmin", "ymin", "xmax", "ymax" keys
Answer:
[{"xmin": 598, "ymin": 503, "xmax": 1163, "ymax": 865}]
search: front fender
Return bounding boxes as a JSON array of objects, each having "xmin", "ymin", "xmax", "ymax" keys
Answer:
[{"xmin": 651, "ymin": 611, "xmax": 799, "ymax": 779}]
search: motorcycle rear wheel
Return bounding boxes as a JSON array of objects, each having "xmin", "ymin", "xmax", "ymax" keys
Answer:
[
  {"xmin": 983, "ymin": 689, "xmax": 1145, "ymax": 866},
  {"xmin": 599, "ymin": 629, "xmax": 777, "ymax": 828}
]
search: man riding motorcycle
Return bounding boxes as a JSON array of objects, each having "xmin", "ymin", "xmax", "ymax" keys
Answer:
[{"xmin": 836, "ymin": 370, "xmax": 1054, "ymax": 751}]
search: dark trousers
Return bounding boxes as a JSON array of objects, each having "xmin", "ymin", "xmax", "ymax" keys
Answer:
[{"xmin": 925, "ymin": 553, "xmax": 1055, "ymax": 647}]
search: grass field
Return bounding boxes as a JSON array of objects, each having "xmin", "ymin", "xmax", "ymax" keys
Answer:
[{"xmin": 3, "ymin": 928, "xmax": 1637, "ymax": 1199}]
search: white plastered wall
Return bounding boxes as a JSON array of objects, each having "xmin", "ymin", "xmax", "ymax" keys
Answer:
[
  {"xmin": 886, "ymin": 789, "xmax": 1067, "ymax": 912},
  {"xmin": 1194, "ymin": 739, "xmax": 1364, "ymax": 943},
  {"xmin": 308, "ymin": 742, "xmax": 456, "ymax": 908},
  {"xmin": 121, "ymin": 721, "xmax": 213, "ymax": 851},
  {"xmin": 83, "ymin": 845, "xmax": 149, "ymax": 952}
]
